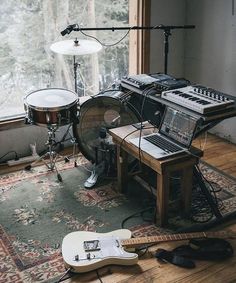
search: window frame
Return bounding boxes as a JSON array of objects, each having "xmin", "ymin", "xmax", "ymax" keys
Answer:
[
  {"xmin": 0, "ymin": 0, "xmax": 150, "ymax": 129},
  {"xmin": 129, "ymin": 0, "xmax": 151, "ymax": 75}
]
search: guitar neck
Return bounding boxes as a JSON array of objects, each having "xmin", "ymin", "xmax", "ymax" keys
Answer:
[{"xmin": 121, "ymin": 231, "xmax": 224, "ymax": 248}]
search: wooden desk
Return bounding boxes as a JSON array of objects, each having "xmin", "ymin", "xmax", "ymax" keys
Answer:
[{"xmin": 109, "ymin": 124, "xmax": 203, "ymax": 226}]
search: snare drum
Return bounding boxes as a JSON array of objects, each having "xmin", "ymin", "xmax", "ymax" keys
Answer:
[
  {"xmin": 73, "ymin": 90, "xmax": 140, "ymax": 162},
  {"xmin": 24, "ymin": 88, "xmax": 78, "ymax": 126}
]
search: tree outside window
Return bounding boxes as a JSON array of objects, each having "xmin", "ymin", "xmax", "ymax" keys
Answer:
[{"xmin": 0, "ymin": 0, "xmax": 129, "ymax": 119}]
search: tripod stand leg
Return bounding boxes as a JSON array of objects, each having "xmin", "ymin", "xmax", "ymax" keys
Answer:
[
  {"xmin": 25, "ymin": 152, "xmax": 51, "ymax": 170},
  {"xmin": 72, "ymin": 140, "xmax": 78, "ymax": 167},
  {"xmin": 54, "ymin": 164, "xmax": 62, "ymax": 182},
  {"xmin": 193, "ymin": 166, "xmax": 222, "ymax": 219},
  {"xmin": 25, "ymin": 126, "xmax": 64, "ymax": 182}
]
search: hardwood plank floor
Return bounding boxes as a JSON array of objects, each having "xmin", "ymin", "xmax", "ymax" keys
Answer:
[{"xmin": 193, "ymin": 133, "xmax": 236, "ymax": 177}]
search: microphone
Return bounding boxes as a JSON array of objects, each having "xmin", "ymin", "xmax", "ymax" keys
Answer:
[{"xmin": 61, "ymin": 24, "xmax": 77, "ymax": 36}]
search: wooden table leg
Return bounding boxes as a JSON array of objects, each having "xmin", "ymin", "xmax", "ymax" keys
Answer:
[
  {"xmin": 156, "ymin": 172, "xmax": 170, "ymax": 226},
  {"xmin": 116, "ymin": 145, "xmax": 128, "ymax": 193}
]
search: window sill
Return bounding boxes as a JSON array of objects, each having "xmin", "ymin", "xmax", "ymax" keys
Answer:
[{"xmin": 0, "ymin": 117, "xmax": 26, "ymax": 131}]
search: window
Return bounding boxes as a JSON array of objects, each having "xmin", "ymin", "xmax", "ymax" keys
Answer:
[{"xmin": 0, "ymin": 0, "xmax": 150, "ymax": 121}]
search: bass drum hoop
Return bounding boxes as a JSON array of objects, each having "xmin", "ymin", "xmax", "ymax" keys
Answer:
[
  {"xmin": 73, "ymin": 91, "xmax": 141, "ymax": 162},
  {"xmin": 24, "ymin": 88, "xmax": 79, "ymax": 126}
]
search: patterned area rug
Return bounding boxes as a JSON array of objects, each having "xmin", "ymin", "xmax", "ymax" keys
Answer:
[{"xmin": 0, "ymin": 156, "xmax": 236, "ymax": 283}]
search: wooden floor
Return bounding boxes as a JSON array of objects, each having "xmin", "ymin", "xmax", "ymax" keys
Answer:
[
  {"xmin": 61, "ymin": 133, "xmax": 236, "ymax": 283},
  {"xmin": 193, "ymin": 132, "xmax": 236, "ymax": 178},
  {"xmin": 1, "ymin": 133, "xmax": 236, "ymax": 283}
]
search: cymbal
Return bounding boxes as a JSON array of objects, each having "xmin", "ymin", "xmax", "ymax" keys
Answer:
[{"xmin": 50, "ymin": 39, "xmax": 103, "ymax": 56}]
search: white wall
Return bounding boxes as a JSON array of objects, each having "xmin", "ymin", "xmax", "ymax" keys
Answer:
[
  {"xmin": 0, "ymin": 124, "xmax": 73, "ymax": 162},
  {"xmin": 150, "ymin": 0, "xmax": 186, "ymax": 77},
  {"xmin": 184, "ymin": 0, "xmax": 236, "ymax": 142},
  {"xmin": 1, "ymin": 126, "xmax": 48, "ymax": 160}
]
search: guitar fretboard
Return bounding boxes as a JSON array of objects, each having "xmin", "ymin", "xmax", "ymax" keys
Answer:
[{"xmin": 121, "ymin": 231, "xmax": 226, "ymax": 248}]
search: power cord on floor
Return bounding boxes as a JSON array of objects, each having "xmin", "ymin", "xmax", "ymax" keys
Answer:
[
  {"xmin": 0, "ymin": 150, "xmax": 19, "ymax": 163},
  {"xmin": 56, "ymin": 267, "xmax": 74, "ymax": 283},
  {"xmin": 121, "ymin": 206, "xmax": 156, "ymax": 229},
  {"xmin": 96, "ymin": 269, "xmax": 104, "ymax": 283},
  {"xmin": 191, "ymin": 164, "xmax": 224, "ymax": 223},
  {"xmin": 55, "ymin": 267, "xmax": 105, "ymax": 283}
]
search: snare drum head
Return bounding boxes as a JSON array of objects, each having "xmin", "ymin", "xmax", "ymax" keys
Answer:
[
  {"xmin": 73, "ymin": 92, "xmax": 140, "ymax": 162},
  {"xmin": 24, "ymin": 88, "xmax": 78, "ymax": 111}
]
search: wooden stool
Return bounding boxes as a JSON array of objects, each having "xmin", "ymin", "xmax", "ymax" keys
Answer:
[{"xmin": 109, "ymin": 124, "xmax": 203, "ymax": 226}]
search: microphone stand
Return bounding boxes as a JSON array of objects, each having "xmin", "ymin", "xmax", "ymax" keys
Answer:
[
  {"xmin": 61, "ymin": 24, "xmax": 195, "ymax": 74},
  {"xmin": 163, "ymin": 27, "xmax": 171, "ymax": 74}
]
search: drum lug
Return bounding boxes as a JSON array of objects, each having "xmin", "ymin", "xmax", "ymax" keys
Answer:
[
  {"xmin": 57, "ymin": 112, "xmax": 62, "ymax": 125},
  {"xmin": 46, "ymin": 113, "xmax": 51, "ymax": 124}
]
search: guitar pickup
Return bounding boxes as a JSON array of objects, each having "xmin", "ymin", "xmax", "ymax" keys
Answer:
[
  {"xmin": 84, "ymin": 240, "xmax": 101, "ymax": 251},
  {"xmin": 74, "ymin": 254, "xmax": 79, "ymax": 261}
]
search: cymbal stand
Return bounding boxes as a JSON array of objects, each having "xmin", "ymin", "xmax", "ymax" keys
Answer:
[
  {"xmin": 73, "ymin": 55, "xmax": 79, "ymax": 94},
  {"xmin": 73, "ymin": 39, "xmax": 85, "ymax": 96}
]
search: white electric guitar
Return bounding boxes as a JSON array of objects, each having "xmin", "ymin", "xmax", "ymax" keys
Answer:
[{"xmin": 62, "ymin": 229, "xmax": 235, "ymax": 273}]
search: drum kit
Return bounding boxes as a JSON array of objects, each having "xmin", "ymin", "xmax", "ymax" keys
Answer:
[
  {"xmin": 24, "ymin": 37, "xmax": 142, "ymax": 185},
  {"xmin": 24, "ymin": 38, "xmax": 103, "ymax": 182}
]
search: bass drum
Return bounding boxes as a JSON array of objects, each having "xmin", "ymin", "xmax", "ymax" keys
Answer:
[{"xmin": 73, "ymin": 90, "xmax": 140, "ymax": 163}]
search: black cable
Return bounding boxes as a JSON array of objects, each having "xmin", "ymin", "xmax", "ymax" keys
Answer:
[
  {"xmin": 56, "ymin": 124, "xmax": 72, "ymax": 146},
  {"xmin": 118, "ymin": 125, "xmax": 155, "ymax": 150},
  {"xmin": 191, "ymin": 169, "xmax": 215, "ymax": 223},
  {"xmin": 120, "ymin": 207, "xmax": 158, "ymax": 257},
  {"xmin": 196, "ymin": 164, "xmax": 223, "ymax": 210},
  {"xmin": 0, "ymin": 150, "xmax": 19, "ymax": 163},
  {"xmin": 119, "ymin": 128, "xmax": 140, "ymax": 148},
  {"xmin": 115, "ymin": 95, "xmax": 156, "ymax": 203},
  {"xmin": 121, "ymin": 207, "xmax": 156, "ymax": 229},
  {"xmin": 79, "ymin": 26, "xmax": 133, "ymax": 47},
  {"xmin": 92, "ymin": 88, "xmax": 121, "ymax": 97},
  {"xmin": 191, "ymin": 187, "xmax": 214, "ymax": 223},
  {"xmin": 124, "ymin": 88, "xmax": 161, "ymax": 206},
  {"xmin": 190, "ymin": 164, "xmax": 224, "ymax": 223},
  {"xmin": 95, "ymin": 269, "xmax": 104, "ymax": 283},
  {"xmin": 56, "ymin": 268, "xmax": 74, "ymax": 283}
]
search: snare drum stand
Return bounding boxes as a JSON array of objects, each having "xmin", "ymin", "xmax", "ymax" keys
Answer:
[
  {"xmin": 25, "ymin": 126, "xmax": 66, "ymax": 181},
  {"xmin": 44, "ymin": 126, "xmax": 64, "ymax": 181}
]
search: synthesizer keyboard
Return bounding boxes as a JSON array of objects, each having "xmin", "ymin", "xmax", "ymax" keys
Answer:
[
  {"xmin": 120, "ymin": 73, "xmax": 189, "ymax": 94},
  {"xmin": 120, "ymin": 73, "xmax": 173, "ymax": 94},
  {"xmin": 161, "ymin": 85, "xmax": 235, "ymax": 114}
]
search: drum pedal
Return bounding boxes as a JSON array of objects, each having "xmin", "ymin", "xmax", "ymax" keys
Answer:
[
  {"xmin": 84, "ymin": 171, "xmax": 98, "ymax": 189},
  {"xmin": 64, "ymin": 157, "xmax": 70, "ymax": 163}
]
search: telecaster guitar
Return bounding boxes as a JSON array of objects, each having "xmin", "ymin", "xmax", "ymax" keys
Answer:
[{"xmin": 62, "ymin": 229, "xmax": 235, "ymax": 273}]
